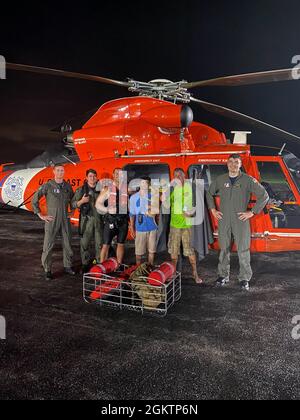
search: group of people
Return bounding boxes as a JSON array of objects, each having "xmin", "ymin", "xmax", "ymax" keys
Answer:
[{"xmin": 32, "ymin": 154, "xmax": 269, "ymax": 291}]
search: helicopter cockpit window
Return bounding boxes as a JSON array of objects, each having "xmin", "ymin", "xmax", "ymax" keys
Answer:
[
  {"xmin": 257, "ymin": 161, "xmax": 300, "ymax": 229},
  {"xmin": 283, "ymin": 152, "xmax": 300, "ymax": 195},
  {"xmin": 123, "ymin": 164, "xmax": 170, "ymax": 194},
  {"xmin": 257, "ymin": 162, "xmax": 295, "ymax": 203}
]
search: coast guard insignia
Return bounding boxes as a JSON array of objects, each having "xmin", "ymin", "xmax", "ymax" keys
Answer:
[{"xmin": 4, "ymin": 177, "xmax": 24, "ymax": 201}]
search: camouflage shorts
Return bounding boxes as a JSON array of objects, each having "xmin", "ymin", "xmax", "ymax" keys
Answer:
[{"xmin": 168, "ymin": 227, "xmax": 195, "ymax": 257}]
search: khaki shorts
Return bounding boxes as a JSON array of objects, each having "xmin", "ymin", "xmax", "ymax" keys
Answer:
[
  {"xmin": 168, "ymin": 227, "xmax": 194, "ymax": 257},
  {"xmin": 135, "ymin": 230, "xmax": 157, "ymax": 256}
]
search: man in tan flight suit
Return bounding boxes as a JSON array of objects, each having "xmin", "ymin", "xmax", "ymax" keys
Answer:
[
  {"xmin": 206, "ymin": 154, "xmax": 269, "ymax": 291},
  {"xmin": 32, "ymin": 164, "xmax": 75, "ymax": 281}
]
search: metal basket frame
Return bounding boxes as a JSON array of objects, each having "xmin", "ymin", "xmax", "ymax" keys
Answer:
[{"xmin": 83, "ymin": 265, "xmax": 182, "ymax": 317}]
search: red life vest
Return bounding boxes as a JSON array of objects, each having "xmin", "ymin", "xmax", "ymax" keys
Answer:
[
  {"xmin": 89, "ymin": 258, "xmax": 119, "ymax": 278},
  {"xmin": 147, "ymin": 262, "xmax": 176, "ymax": 286}
]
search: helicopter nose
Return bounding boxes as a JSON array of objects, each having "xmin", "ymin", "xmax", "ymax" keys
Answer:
[
  {"xmin": 0, "ymin": 171, "xmax": 6, "ymax": 204},
  {"xmin": 0, "ymin": 168, "xmax": 12, "ymax": 204}
]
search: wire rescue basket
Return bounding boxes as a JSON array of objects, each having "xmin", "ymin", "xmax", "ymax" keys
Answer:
[{"xmin": 83, "ymin": 265, "xmax": 182, "ymax": 317}]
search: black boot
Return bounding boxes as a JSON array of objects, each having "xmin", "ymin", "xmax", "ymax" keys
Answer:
[
  {"xmin": 82, "ymin": 265, "xmax": 90, "ymax": 274},
  {"xmin": 215, "ymin": 276, "xmax": 230, "ymax": 287},
  {"xmin": 45, "ymin": 271, "xmax": 53, "ymax": 281},
  {"xmin": 240, "ymin": 280, "xmax": 250, "ymax": 291},
  {"xmin": 64, "ymin": 267, "xmax": 76, "ymax": 276}
]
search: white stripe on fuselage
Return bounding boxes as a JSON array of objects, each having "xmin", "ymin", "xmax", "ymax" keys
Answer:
[{"xmin": 1, "ymin": 168, "xmax": 45, "ymax": 209}]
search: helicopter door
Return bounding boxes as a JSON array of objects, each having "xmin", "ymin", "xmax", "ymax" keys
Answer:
[
  {"xmin": 188, "ymin": 163, "xmax": 269, "ymax": 252},
  {"xmin": 188, "ymin": 164, "xmax": 229, "ymax": 246},
  {"xmin": 253, "ymin": 157, "xmax": 300, "ymax": 252}
]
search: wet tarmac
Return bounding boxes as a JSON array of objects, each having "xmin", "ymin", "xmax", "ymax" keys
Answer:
[{"xmin": 0, "ymin": 210, "xmax": 299, "ymax": 400}]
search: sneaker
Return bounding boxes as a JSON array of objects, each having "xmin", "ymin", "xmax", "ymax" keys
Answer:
[
  {"xmin": 45, "ymin": 271, "xmax": 53, "ymax": 281},
  {"xmin": 82, "ymin": 265, "xmax": 90, "ymax": 274},
  {"xmin": 64, "ymin": 267, "xmax": 76, "ymax": 276},
  {"xmin": 240, "ymin": 280, "xmax": 250, "ymax": 291},
  {"xmin": 215, "ymin": 276, "xmax": 230, "ymax": 287}
]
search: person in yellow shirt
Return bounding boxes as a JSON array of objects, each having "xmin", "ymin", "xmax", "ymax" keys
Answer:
[{"xmin": 168, "ymin": 168, "xmax": 202, "ymax": 284}]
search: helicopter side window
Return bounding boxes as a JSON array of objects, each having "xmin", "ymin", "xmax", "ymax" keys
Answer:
[
  {"xmin": 123, "ymin": 164, "xmax": 170, "ymax": 194},
  {"xmin": 257, "ymin": 161, "xmax": 300, "ymax": 229}
]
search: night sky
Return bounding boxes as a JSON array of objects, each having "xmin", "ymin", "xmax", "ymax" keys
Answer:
[{"xmin": 1, "ymin": 0, "xmax": 300, "ymax": 163}]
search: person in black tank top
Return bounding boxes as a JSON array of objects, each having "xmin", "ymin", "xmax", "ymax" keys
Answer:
[{"xmin": 100, "ymin": 168, "xmax": 129, "ymax": 264}]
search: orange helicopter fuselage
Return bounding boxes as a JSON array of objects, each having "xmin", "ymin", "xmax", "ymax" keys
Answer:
[{"xmin": 1, "ymin": 96, "xmax": 300, "ymax": 253}]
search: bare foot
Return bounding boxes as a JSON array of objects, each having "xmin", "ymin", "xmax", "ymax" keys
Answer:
[{"xmin": 193, "ymin": 274, "xmax": 203, "ymax": 284}]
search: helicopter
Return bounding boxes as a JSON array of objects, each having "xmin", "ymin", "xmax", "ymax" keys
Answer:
[{"xmin": 1, "ymin": 63, "xmax": 300, "ymax": 253}]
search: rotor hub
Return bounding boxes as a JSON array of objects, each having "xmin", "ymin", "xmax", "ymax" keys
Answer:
[{"xmin": 128, "ymin": 79, "xmax": 191, "ymax": 103}]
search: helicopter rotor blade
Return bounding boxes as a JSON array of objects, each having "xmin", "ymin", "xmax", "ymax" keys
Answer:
[
  {"xmin": 190, "ymin": 96, "xmax": 300, "ymax": 142},
  {"xmin": 183, "ymin": 68, "xmax": 298, "ymax": 89},
  {"xmin": 6, "ymin": 63, "xmax": 132, "ymax": 88}
]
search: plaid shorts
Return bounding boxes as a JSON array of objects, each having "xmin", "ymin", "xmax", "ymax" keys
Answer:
[{"xmin": 168, "ymin": 227, "xmax": 195, "ymax": 257}]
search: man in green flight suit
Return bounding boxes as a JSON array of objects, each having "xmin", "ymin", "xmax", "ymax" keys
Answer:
[
  {"xmin": 32, "ymin": 164, "xmax": 75, "ymax": 281},
  {"xmin": 71, "ymin": 169, "xmax": 103, "ymax": 273},
  {"xmin": 206, "ymin": 154, "xmax": 269, "ymax": 291}
]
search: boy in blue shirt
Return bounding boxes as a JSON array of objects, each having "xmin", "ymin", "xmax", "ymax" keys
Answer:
[{"xmin": 129, "ymin": 177, "xmax": 158, "ymax": 265}]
